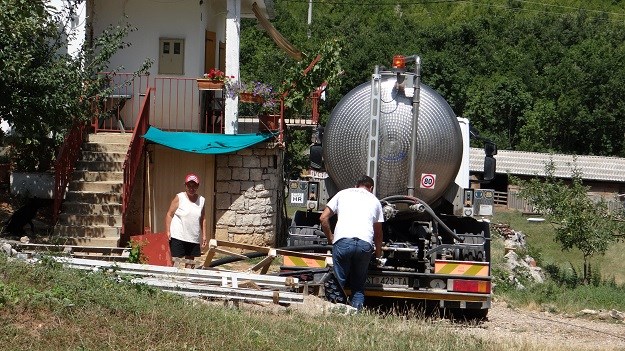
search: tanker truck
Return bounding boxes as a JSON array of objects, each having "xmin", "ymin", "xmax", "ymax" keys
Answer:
[{"xmin": 286, "ymin": 55, "xmax": 497, "ymax": 318}]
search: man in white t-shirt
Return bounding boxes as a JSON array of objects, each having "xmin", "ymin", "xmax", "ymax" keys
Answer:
[{"xmin": 320, "ymin": 175, "xmax": 384, "ymax": 310}]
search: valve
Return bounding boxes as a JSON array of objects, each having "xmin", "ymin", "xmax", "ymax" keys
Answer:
[{"xmin": 383, "ymin": 204, "xmax": 397, "ymax": 220}]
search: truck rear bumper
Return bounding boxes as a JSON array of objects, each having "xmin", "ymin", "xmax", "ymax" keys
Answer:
[{"xmin": 361, "ymin": 287, "xmax": 491, "ymax": 309}]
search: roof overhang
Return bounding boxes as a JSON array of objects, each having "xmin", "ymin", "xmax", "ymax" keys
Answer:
[{"xmin": 470, "ymin": 148, "xmax": 625, "ymax": 183}]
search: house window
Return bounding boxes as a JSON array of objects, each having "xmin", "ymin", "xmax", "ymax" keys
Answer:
[{"xmin": 159, "ymin": 38, "xmax": 184, "ymax": 75}]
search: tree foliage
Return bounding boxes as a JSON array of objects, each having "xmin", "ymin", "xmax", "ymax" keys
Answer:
[
  {"xmin": 0, "ymin": 0, "xmax": 150, "ymax": 171},
  {"xmin": 239, "ymin": 0, "xmax": 625, "ymax": 171},
  {"xmin": 515, "ymin": 160, "xmax": 624, "ymax": 282}
]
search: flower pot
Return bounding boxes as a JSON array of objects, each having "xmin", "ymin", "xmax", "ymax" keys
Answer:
[
  {"xmin": 259, "ymin": 114, "xmax": 280, "ymax": 132},
  {"xmin": 239, "ymin": 92, "xmax": 264, "ymax": 104},
  {"xmin": 196, "ymin": 79, "xmax": 224, "ymax": 90}
]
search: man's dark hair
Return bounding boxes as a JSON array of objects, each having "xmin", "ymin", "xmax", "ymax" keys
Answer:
[{"xmin": 356, "ymin": 175, "xmax": 374, "ymax": 188}]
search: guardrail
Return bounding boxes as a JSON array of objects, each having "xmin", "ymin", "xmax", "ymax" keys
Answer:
[
  {"xmin": 92, "ymin": 72, "xmax": 149, "ymax": 133},
  {"xmin": 53, "ymin": 120, "xmax": 89, "ymax": 223},
  {"xmin": 121, "ymin": 87, "xmax": 152, "ymax": 238}
]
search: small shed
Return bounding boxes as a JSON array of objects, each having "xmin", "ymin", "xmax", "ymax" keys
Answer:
[{"xmin": 470, "ymin": 148, "xmax": 625, "ymax": 212}]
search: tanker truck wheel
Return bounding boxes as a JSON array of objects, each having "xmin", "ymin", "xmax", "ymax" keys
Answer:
[{"xmin": 322, "ymin": 271, "xmax": 348, "ymax": 304}]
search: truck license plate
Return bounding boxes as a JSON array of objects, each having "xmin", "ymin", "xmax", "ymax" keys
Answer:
[{"xmin": 367, "ymin": 275, "xmax": 409, "ymax": 286}]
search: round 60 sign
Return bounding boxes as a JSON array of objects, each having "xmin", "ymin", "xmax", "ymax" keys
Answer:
[{"xmin": 420, "ymin": 173, "xmax": 436, "ymax": 189}]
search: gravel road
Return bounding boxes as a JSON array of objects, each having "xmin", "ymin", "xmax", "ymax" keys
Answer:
[
  {"xmin": 448, "ymin": 300, "xmax": 625, "ymax": 351},
  {"xmin": 279, "ymin": 295, "xmax": 625, "ymax": 350}
]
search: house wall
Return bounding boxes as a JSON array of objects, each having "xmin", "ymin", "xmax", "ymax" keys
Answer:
[
  {"xmin": 91, "ymin": 1, "xmax": 227, "ymax": 132},
  {"xmin": 146, "ymin": 145, "xmax": 216, "ymax": 237},
  {"xmin": 141, "ymin": 143, "xmax": 284, "ymax": 248},
  {"xmin": 214, "ymin": 144, "xmax": 284, "ymax": 247},
  {"xmin": 507, "ymin": 179, "xmax": 624, "ymax": 214},
  {"xmin": 91, "ymin": 0, "xmax": 225, "ymax": 77}
]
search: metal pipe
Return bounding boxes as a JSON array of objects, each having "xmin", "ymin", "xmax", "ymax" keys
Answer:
[
  {"xmin": 380, "ymin": 194, "xmax": 464, "ymax": 242},
  {"xmin": 407, "ymin": 56, "xmax": 421, "ymax": 197}
]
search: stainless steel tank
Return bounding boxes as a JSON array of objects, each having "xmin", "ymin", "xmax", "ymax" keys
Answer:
[{"xmin": 323, "ymin": 76, "xmax": 463, "ymax": 204}]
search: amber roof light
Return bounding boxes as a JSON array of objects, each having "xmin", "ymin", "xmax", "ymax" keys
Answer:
[{"xmin": 392, "ymin": 55, "xmax": 406, "ymax": 70}]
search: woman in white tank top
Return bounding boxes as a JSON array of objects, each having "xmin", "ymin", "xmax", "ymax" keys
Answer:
[{"xmin": 165, "ymin": 173, "xmax": 206, "ymax": 266}]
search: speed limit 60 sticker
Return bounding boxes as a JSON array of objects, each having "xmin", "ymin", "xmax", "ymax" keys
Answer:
[{"xmin": 420, "ymin": 173, "xmax": 436, "ymax": 189}]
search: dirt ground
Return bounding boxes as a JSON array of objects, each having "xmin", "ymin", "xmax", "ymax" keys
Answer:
[
  {"xmin": 219, "ymin": 294, "xmax": 625, "ymax": 351},
  {"xmin": 453, "ymin": 299, "xmax": 625, "ymax": 351}
]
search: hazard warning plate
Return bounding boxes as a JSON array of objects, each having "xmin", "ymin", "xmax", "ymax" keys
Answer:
[{"xmin": 366, "ymin": 275, "xmax": 409, "ymax": 287}]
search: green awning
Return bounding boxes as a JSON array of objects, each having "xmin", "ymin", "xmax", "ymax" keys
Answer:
[{"xmin": 143, "ymin": 126, "xmax": 276, "ymax": 154}]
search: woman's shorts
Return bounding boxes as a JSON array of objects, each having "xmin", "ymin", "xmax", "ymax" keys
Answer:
[{"xmin": 169, "ymin": 237, "xmax": 201, "ymax": 257}]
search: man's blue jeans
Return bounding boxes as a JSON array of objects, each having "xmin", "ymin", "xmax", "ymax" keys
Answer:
[{"xmin": 332, "ymin": 238, "xmax": 373, "ymax": 310}]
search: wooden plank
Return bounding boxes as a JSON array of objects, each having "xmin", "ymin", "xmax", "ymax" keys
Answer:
[
  {"xmin": 250, "ymin": 252, "xmax": 275, "ymax": 274},
  {"xmin": 212, "ymin": 239, "xmax": 330, "ymax": 260}
]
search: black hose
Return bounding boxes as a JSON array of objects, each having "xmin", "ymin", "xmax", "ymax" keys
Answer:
[
  {"xmin": 206, "ymin": 244, "xmax": 333, "ymax": 267},
  {"xmin": 380, "ymin": 195, "xmax": 464, "ymax": 242}
]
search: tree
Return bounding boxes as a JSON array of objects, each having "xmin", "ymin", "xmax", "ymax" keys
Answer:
[
  {"xmin": 515, "ymin": 160, "xmax": 624, "ymax": 283},
  {"xmin": 0, "ymin": 0, "xmax": 150, "ymax": 172}
]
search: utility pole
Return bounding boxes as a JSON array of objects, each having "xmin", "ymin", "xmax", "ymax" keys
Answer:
[{"xmin": 307, "ymin": 0, "xmax": 312, "ymax": 39}]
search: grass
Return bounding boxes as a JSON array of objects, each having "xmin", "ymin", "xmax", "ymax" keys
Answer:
[
  {"xmin": 491, "ymin": 208, "xmax": 625, "ymax": 314},
  {"xmin": 0, "ymin": 254, "xmax": 564, "ymax": 351},
  {"xmin": 492, "ymin": 209, "xmax": 625, "ymax": 284},
  {"xmin": 1, "ymin": 208, "xmax": 624, "ymax": 350}
]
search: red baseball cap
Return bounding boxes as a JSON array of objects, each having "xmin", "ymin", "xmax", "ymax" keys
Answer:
[{"xmin": 185, "ymin": 173, "xmax": 200, "ymax": 185}]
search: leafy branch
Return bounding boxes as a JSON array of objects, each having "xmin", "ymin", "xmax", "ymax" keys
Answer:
[{"xmin": 280, "ymin": 38, "xmax": 344, "ymax": 116}]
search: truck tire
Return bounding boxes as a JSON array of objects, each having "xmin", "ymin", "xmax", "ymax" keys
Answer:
[{"xmin": 322, "ymin": 272, "xmax": 347, "ymax": 304}]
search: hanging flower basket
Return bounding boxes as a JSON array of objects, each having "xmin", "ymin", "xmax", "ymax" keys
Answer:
[
  {"xmin": 197, "ymin": 79, "xmax": 224, "ymax": 91},
  {"xmin": 239, "ymin": 92, "xmax": 264, "ymax": 104}
]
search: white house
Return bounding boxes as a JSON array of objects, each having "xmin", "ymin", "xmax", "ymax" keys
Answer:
[{"xmin": 51, "ymin": 0, "xmax": 288, "ymax": 249}]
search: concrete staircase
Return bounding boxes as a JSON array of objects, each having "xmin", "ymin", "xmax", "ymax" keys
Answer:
[{"xmin": 54, "ymin": 133, "xmax": 131, "ymax": 247}]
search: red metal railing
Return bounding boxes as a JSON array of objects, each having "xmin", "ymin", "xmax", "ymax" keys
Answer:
[
  {"xmin": 152, "ymin": 77, "xmax": 203, "ymax": 132},
  {"xmin": 121, "ymin": 87, "xmax": 152, "ymax": 237},
  {"xmin": 92, "ymin": 72, "xmax": 149, "ymax": 133},
  {"xmin": 53, "ymin": 120, "xmax": 89, "ymax": 223}
]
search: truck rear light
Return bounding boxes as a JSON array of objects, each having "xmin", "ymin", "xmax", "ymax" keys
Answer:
[{"xmin": 448, "ymin": 279, "xmax": 491, "ymax": 294}]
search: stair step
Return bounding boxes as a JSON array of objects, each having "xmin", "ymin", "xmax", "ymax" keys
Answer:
[
  {"xmin": 65, "ymin": 191, "xmax": 122, "ymax": 204},
  {"xmin": 61, "ymin": 202, "xmax": 122, "ymax": 215},
  {"xmin": 72, "ymin": 171, "xmax": 123, "ymax": 182},
  {"xmin": 75, "ymin": 160, "xmax": 123, "ymax": 172},
  {"xmin": 55, "ymin": 132, "xmax": 131, "ymax": 248},
  {"xmin": 54, "ymin": 225, "xmax": 121, "ymax": 238},
  {"xmin": 80, "ymin": 151, "xmax": 126, "ymax": 163},
  {"xmin": 83, "ymin": 142, "xmax": 129, "ymax": 153},
  {"xmin": 59, "ymin": 213, "xmax": 122, "ymax": 227},
  {"xmin": 86, "ymin": 133, "xmax": 132, "ymax": 144},
  {"xmin": 68, "ymin": 181, "xmax": 122, "ymax": 193}
]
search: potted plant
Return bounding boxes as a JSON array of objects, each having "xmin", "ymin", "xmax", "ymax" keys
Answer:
[
  {"xmin": 225, "ymin": 80, "xmax": 276, "ymax": 104},
  {"xmin": 256, "ymin": 95, "xmax": 281, "ymax": 131},
  {"xmin": 197, "ymin": 68, "xmax": 233, "ymax": 90}
]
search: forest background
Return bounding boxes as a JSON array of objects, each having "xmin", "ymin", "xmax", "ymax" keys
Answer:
[{"xmin": 237, "ymin": 0, "xmax": 625, "ymax": 177}]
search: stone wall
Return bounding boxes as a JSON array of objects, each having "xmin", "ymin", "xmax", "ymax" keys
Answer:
[{"xmin": 214, "ymin": 143, "xmax": 283, "ymax": 247}]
